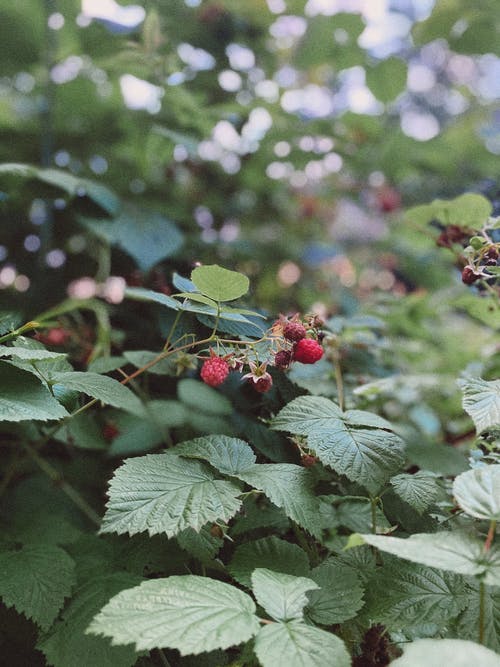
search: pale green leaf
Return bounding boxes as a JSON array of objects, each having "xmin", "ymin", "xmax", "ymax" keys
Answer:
[
  {"xmin": 0, "ymin": 362, "xmax": 69, "ymax": 422},
  {"xmin": 306, "ymin": 559, "xmax": 364, "ymax": 625},
  {"xmin": 390, "ymin": 471, "xmax": 440, "ymax": 514},
  {"xmin": 191, "ymin": 265, "xmax": 249, "ymax": 302},
  {"xmin": 237, "ymin": 464, "xmax": 322, "ymax": 538},
  {"xmin": 0, "ymin": 544, "xmax": 75, "ymax": 630},
  {"xmin": 453, "ymin": 466, "xmax": 500, "ymax": 521},
  {"xmin": 355, "ymin": 532, "xmax": 500, "ymax": 585},
  {"xmin": 251, "ymin": 569, "xmax": 318, "ymax": 622},
  {"xmin": 457, "ymin": 376, "xmax": 500, "ymax": 434},
  {"xmin": 87, "ymin": 576, "xmax": 260, "ymax": 654},
  {"xmin": 390, "ymin": 638, "xmax": 500, "ymax": 667},
  {"xmin": 0, "ymin": 345, "xmax": 66, "ymax": 360},
  {"xmin": 100, "ymin": 454, "xmax": 242, "ymax": 537},
  {"xmin": 124, "ymin": 287, "xmax": 181, "ymax": 310},
  {"xmin": 52, "ymin": 371, "xmax": 143, "ymax": 416},
  {"xmin": 254, "ymin": 620, "xmax": 350, "ymax": 667},
  {"xmin": 177, "ymin": 379, "xmax": 232, "ymax": 415},
  {"xmin": 271, "ymin": 396, "xmax": 344, "ymax": 435},
  {"xmin": 38, "ymin": 573, "xmax": 141, "ymax": 667},
  {"xmin": 122, "ymin": 350, "xmax": 176, "ymax": 375},
  {"xmin": 229, "ymin": 536, "xmax": 310, "ymax": 588},
  {"xmin": 171, "ymin": 436, "xmax": 256, "ymax": 475}
]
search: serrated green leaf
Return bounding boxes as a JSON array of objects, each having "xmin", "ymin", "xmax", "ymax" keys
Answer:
[
  {"xmin": 366, "ymin": 560, "xmax": 468, "ymax": 630},
  {"xmin": 124, "ymin": 287, "xmax": 181, "ymax": 310},
  {"xmin": 0, "ymin": 345, "xmax": 66, "ymax": 360},
  {"xmin": 177, "ymin": 526, "xmax": 223, "ymax": 565},
  {"xmin": 177, "ymin": 379, "xmax": 232, "ymax": 415},
  {"xmin": 54, "ymin": 413, "xmax": 108, "ymax": 450},
  {"xmin": 306, "ymin": 559, "xmax": 364, "ymax": 625},
  {"xmin": 0, "ymin": 362, "xmax": 69, "ymax": 422},
  {"xmin": 366, "ymin": 57, "xmax": 407, "ymax": 102},
  {"xmin": 457, "ymin": 376, "xmax": 500, "ymax": 434},
  {"xmin": 229, "ymin": 536, "xmax": 310, "ymax": 588},
  {"xmin": 254, "ymin": 620, "xmax": 350, "ymax": 667},
  {"xmin": 236, "ymin": 464, "xmax": 322, "ymax": 538},
  {"xmin": 406, "ymin": 194, "xmax": 492, "ymax": 230},
  {"xmin": 272, "ymin": 396, "xmax": 404, "ymax": 492},
  {"xmin": 171, "ymin": 436, "xmax": 256, "ymax": 475},
  {"xmin": 355, "ymin": 532, "xmax": 500, "ymax": 585},
  {"xmin": 453, "ymin": 466, "xmax": 500, "ymax": 521},
  {"xmin": 38, "ymin": 573, "xmax": 141, "ymax": 667},
  {"xmin": 122, "ymin": 350, "xmax": 176, "ymax": 375},
  {"xmin": 0, "ymin": 544, "xmax": 75, "ymax": 630},
  {"xmin": 191, "ymin": 265, "xmax": 249, "ymax": 302},
  {"xmin": 52, "ymin": 371, "xmax": 143, "ymax": 416},
  {"xmin": 453, "ymin": 582, "xmax": 500, "ymax": 653},
  {"xmin": 390, "ymin": 471, "xmax": 440, "ymax": 514},
  {"xmin": 390, "ymin": 638, "xmax": 500, "ymax": 667},
  {"xmin": 87, "ymin": 576, "xmax": 260, "ymax": 654},
  {"xmin": 251, "ymin": 569, "xmax": 318, "ymax": 622},
  {"xmin": 100, "ymin": 454, "xmax": 242, "ymax": 538}
]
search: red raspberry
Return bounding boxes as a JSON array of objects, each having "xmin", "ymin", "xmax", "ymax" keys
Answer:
[
  {"xmin": 293, "ymin": 338, "xmax": 324, "ymax": 364},
  {"xmin": 252, "ymin": 376, "xmax": 273, "ymax": 393},
  {"xmin": 200, "ymin": 356, "xmax": 229, "ymax": 387},
  {"xmin": 301, "ymin": 454, "xmax": 318, "ymax": 468},
  {"xmin": 274, "ymin": 350, "xmax": 292, "ymax": 369},
  {"xmin": 483, "ymin": 246, "xmax": 499, "ymax": 265},
  {"xmin": 283, "ymin": 321, "xmax": 307, "ymax": 342},
  {"xmin": 461, "ymin": 266, "xmax": 480, "ymax": 285},
  {"xmin": 45, "ymin": 328, "xmax": 71, "ymax": 346}
]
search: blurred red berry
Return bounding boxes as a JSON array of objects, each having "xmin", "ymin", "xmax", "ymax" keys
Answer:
[
  {"xmin": 293, "ymin": 338, "xmax": 324, "ymax": 364},
  {"xmin": 252, "ymin": 376, "xmax": 273, "ymax": 393},
  {"xmin": 283, "ymin": 321, "xmax": 307, "ymax": 342},
  {"xmin": 461, "ymin": 266, "xmax": 480, "ymax": 285},
  {"xmin": 274, "ymin": 350, "xmax": 292, "ymax": 369},
  {"xmin": 45, "ymin": 328, "xmax": 71, "ymax": 346},
  {"xmin": 103, "ymin": 423, "xmax": 120, "ymax": 441}
]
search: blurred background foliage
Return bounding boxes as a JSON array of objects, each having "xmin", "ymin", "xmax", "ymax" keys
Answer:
[{"xmin": 0, "ymin": 0, "xmax": 499, "ymax": 318}]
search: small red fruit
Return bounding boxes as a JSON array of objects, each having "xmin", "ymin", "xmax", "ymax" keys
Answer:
[
  {"xmin": 274, "ymin": 350, "xmax": 292, "ymax": 369},
  {"xmin": 103, "ymin": 423, "xmax": 120, "ymax": 441},
  {"xmin": 252, "ymin": 376, "xmax": 273, "ymax": 393},
  {"xmin": 301, "ymin": 454, "xmax": 318, "ymax": 468},
  {"xmin": 200, "ymin": 355, "xmax": 230, "ymax": 387},
  {"xmin": 293, "ymin": 338, "xmax": 324, "ymax": 364},
  {"xmin": 461, "ymin": 266, "xmax": 480, "ymax": 285},
  {"xmin": 45, "ymin": 328, "xmax": 71, "ymax": 346},
  {"xmin": 283, "ymin": 321, "xmax": 307, "ymax": 342}
]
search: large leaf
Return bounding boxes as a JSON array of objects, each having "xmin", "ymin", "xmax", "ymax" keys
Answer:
[
  {"xmin": 272, "ymin": 396, "xmax": 404, "ymax": 492},
  {"xmin": 390, "ymin": 638, "xmax": 500, "ymax": 667},
  {"xmin": 171, "ymin": 436, "xmax": 256, "ymax": 476},
  {"xmin": 0, "ymin": 544, "xmax": 75, "ymax": 631},
  {"xmin": 366, "ymin": 57, "xmax": 407, "ymax": 103},
  {"xmin": 457, "ymin": 376, "xmax": 500, "ymax": 434},
  {"xmin": 191, "ymin": 265, "xmax": 249, "ymax": 302},
  {"xmin": 177, "ymin": 379, "xmax": 232, "ymax": 415},
  {"xmin": 229, "ymin": 536, "xmax": 310, "ymax": 588},
  {"xmin": 80, "ymin": 206, "xmax": 183, "ymax": 271},
  {"xmin": 390, "ymin": 471, "xmax": 440, "ymax": 514},
  {"xmin": 0, "ymin": 345, "xmax": 66, "ymax": 360},
  {"xmin": 454, "ymin": 582, "xmax": 500, "ymax": 653},
  {"xmin": 100, "ymin": 454, "xmax": 242, "ymax": 537},
  {"xmin": 306, "ymin": 559, "xmax": 364, "ymax": 625},
  {"xmin": 0, "ymin": 362, "xmax": 69, "ymax": 422},
  {"xmin": 366, "ymin": 561, "xmax": 468, "ymax": 630},
  {"xmin": 405, "ymin": 194, "xmax": 492, "ymax": 230},
  {"xmin": 52, "ymin": 371, "xmax": 143, "ymax": 416},
  {"xmin": 352, "ymin": 532, "xmax": 500, "ymax": 585},
  {"xmin": 254, "ymin": 620, "xmax": 350, "ymax": 667},
  {"xmin": 453, "ymin": 466, "xmax": 500, "ymax": 521},
  {"xmin": 251, "ymin": 569, "xmax": 318, "ymax": 622},
  {"xmin": 38, "ymin": 573, "xmax": 141, "ymax": 667},
  {"xmin": 237, "ymin": 464, "xmax": 322, "ymax": 538},
  {"xmin": 87, "ymin": 576, "xmax": 260, "ymax": 654}
]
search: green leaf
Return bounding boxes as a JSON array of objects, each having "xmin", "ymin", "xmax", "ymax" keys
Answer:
[
  {"xmin": 251, "ymin": 569, "xmax": 318, "ymax": 622},
  {"xmin": 87, "ymin": 576, "xmax": 260, "ymax": 653},
  {"xmin": 272, "ymin": 397, "xmax": 404, "ymax": 493},
  {"xmin": 390, "ymin": 471, "xmax": 440, "ymax": 514},
  {"xmin": 406, "ymin": 194, "xmax": 492, "ymax": 230},
  {"xmin": 54, "ymin": 414, "xmax": 108, "ymax": 450},
  {"xmin": 294, "ymin": 13, "xmax": 364, "ymax": 70},
  {"xmin": 100, "ymin": 454, "xmax": 242, "ymax": 538},
  {"xmin": 0, "ymin": 345, "xmax": 66, "ymax": 360},
  {"xmin": 306, "ymin": 559, "xmax": 364, "ymax": 625},
  {"xmin": 354, "ymin": 532, "xmax": 500, "ymax": 585},
  {"xmin": 237, "ymin": 464, "xmax": 322, "ymax": 538},
  {"xmin": 254, "ymin": 620, "xmax": 350, "ymax": 667},
  {"xmin": 80, "ymin": 206, "xmax": 183, "ymax": 271},
  {"xmin": 0, "ymin": 544, "xmax": 75, "ymax": 630},
  {"xmin": 390, "ymin": 638, "xmax": 500, "ymax": 667},
  {"xmin": 453, "ymin": 466, "xmax": 500, "ymax": 521},
  {"xmin": 52, "ymin": 371, "xmax": 143, "ymax": 416},
  {"xmin": 122, "ymin": 350, "xmax": 176, "ymax": 375},
  {"xmin": 366, "ymin": 57, "xmax": 407, "ymax": 103},
  {"xmin": 229, "ymin": 536, "xmax": 310, "ymax": 588},
  {"xmin": 124, "ymin": 287, "xmax": 181, "ymax": 310},
  {"xmin": 171, "ymin": 436, "xmax": 256, "ymax": 475},
  {"xmin": 191, "ymin": 265, "xmax": 249, "ymax": 302},
  {"xmin": 38, "ymin": 573, "xmax": 141, "ymax": 667},
  {"xmin": 453, "ymin": 583, "xmax": 500, "ymax": 653},
  {"xmin": 177, "ymin": 379, "xmax": 233, "ymax": 415},
  {"xmin": 0, "ymin": 362, "xmax": 69, "ymax": 422},
  {"xmin": 177, "ymin": 526, "xmax": 223, "ymax": 565},
  {"xmin": 457, "ymin": 376, "xmax": 500, "ymax": 434},
  {"xmin": 366, "ymin": 560, "xmax": 468, "ymax": 630}
]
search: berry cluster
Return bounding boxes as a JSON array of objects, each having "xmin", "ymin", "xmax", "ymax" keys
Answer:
[{"xmin": 273, "ymin": 314, "xmax": 324, "ymax": 367}]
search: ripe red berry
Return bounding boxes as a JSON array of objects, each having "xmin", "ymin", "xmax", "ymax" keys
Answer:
[
  {"xmin": 301, "ymin": 454, "xmax": 318, "ymax": 468},
  {"xmin": 274, "ymin": 350, "xmax": 292, "ymax": 369},
  {"xmin": 293, "ymin": 338, "xmax": 324, "ymax": 364},
  {"xmin": 200, "ymin": 356, "xmax": 229, "ymax": 387},
  {"xmin": 283, "ymin": 321, "xmax": 307, "ymax": 342},
  {"xmin": 252, "ymin": 376, "xmax": 273, "ymax": 393},
  {"xmin": 45, "ymin": 328, "xmax": 71, "ymax": 346},
  {"xmin": 483, "ymin": 246, "xmax": 499, "ymax": 265},
  {"xmin": 461, "ymin": 266, "xmax": 480, "ymax": 285}
]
